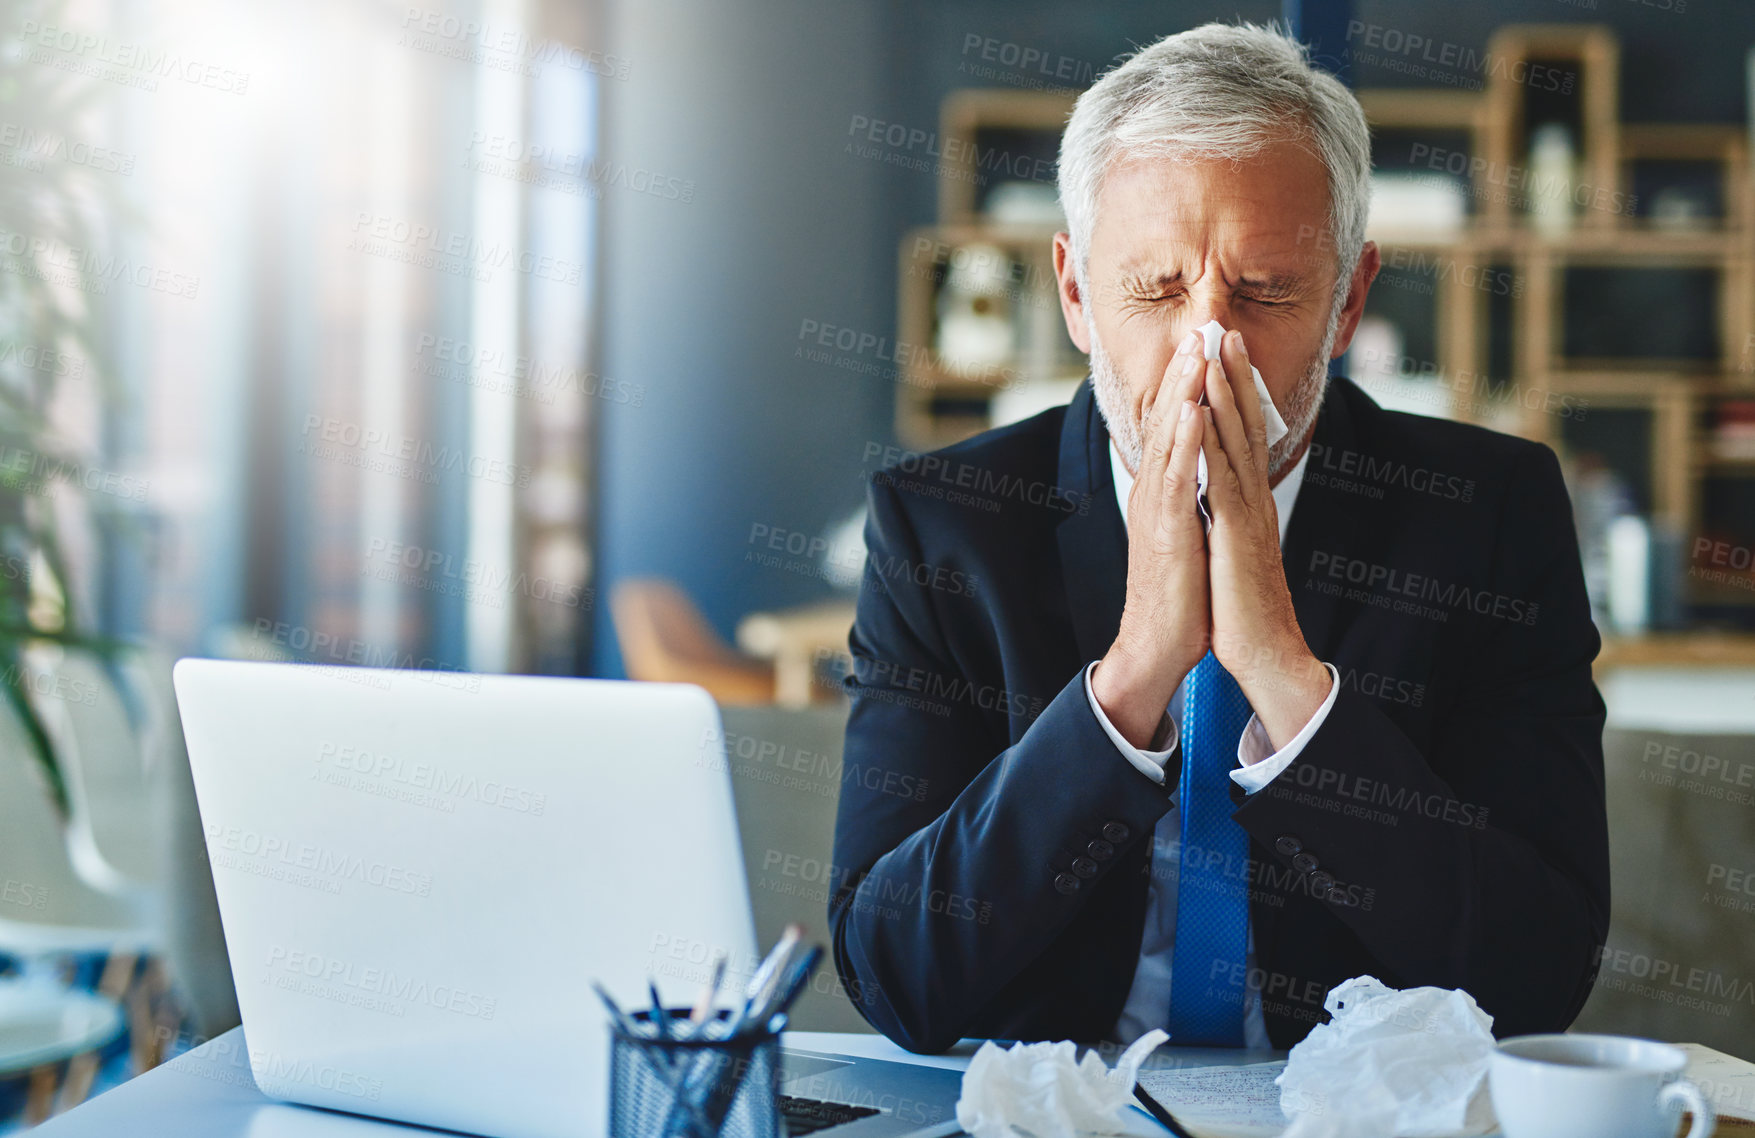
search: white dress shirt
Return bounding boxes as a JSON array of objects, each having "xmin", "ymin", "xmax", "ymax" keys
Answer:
[{"xmin": 1081, "ymin": 439, "xmax": 1340, "ymax": 1047}]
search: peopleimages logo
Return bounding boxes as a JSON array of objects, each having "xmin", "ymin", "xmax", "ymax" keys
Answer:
[
  {"xmin": 862, "ymin": 442, "xmax": 1088, "ymax": 516},
  {"xmin": 1306, "ymin": 551, "xmax": 1539, "ymax": 626},
  {"xmin": 265, "ymin": 946, "xmax": 498, "ymax": 1020},
  {"xmin": 314, "ymin": 741, "xmax": 548, "ymax": 815},
  {"xmin": 0, "ymin": 228, "xmax": 200, "ymax": 299},
  {"xmin": 204, "ymin": 822, "xmax": 434, "ymax": 897},
  {"xmin": 0, "ymin": 877, "xmax": 48, "ymax": 911},
  {"xmin": 1307, "ymin": 444, "xmax": 1475, "ymax": 503},
  {"xmin": 17, "ymin": 19, "xmax": 251, "ymax": 94},
  {"xmin": 1343, "ymin": 21, "xmax": 1576, "ymax": 93},
  {"xmin": 299, "ymin": 417, "xmax": 532, "ymax": 489},
  {"xmin": 0, "ymin": 442, "xmax": 149, "ymax": 502},
  {"xmin": 701, "ymin": 727, "xmax": 931, "ymax": 803},
  {"xmin": 251, "ymin": 1049, "xmax": 382, "ymax": 1101},
  {"xmin": 1592, "ymin": 946, "xmax": 1755, "ymax": 1013}
]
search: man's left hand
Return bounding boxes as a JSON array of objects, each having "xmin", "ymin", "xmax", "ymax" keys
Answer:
[{"xmin": 1198, "ymin": 329, "xmax": 1330, "ymax": 753}]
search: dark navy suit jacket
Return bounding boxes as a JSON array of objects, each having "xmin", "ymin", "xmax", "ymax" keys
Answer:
[{"xmin": 828, "ymin": 376, "xmax": 1610, "ymax": 1053}]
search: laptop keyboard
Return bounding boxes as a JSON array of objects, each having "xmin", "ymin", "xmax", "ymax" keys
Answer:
[{"xmin": 778, "ymin": 1093, "xmax": 881, "ymax": 1134}]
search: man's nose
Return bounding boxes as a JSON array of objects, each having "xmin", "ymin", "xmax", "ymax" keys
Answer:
[{"xmin": 1183, "ymin": 296, "xmax": 1238, "ymax": 340}]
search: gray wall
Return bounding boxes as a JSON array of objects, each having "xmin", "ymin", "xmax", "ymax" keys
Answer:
[{"xmin": 590, "ymin": 0, "xmax": 893, "ymax": 675}]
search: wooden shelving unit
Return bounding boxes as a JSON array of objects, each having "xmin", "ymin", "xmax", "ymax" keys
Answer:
[
  {"xmin": 892, "ymin": 23, "xmax": 1755, "ymax": 664},
  {"xmin": 1477, "ymin": 24, "xmax": 1621, "ymax": 232},
  {"xmin": 895, "ymin": 90, "xmax": 1079, "ymax": 451},
  {"xmin": 1355, "ymin": 24, "xmax": 1755, "ymax": 665},
  {"xmin": 935, "ymin": 89, "xmax": 1084, "ymax": 224}
]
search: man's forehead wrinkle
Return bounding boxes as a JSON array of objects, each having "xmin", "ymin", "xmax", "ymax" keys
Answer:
[
  {"xmin": 1102, "ymin": 213, "xmax": 1318, "ymax": 261},
  {"xmin": 1109, "ymin": 249, "xmax": 1317, "ymax": 290}
]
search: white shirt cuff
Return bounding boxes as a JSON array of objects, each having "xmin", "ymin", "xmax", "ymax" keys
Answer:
[
  {"xmin": 1229, "ymin": 661, "xmax": 1340, "ymax": 794},
  {"xmin": 1083, "ymin": 661, "xmax": 1179, "ymax": 785}
]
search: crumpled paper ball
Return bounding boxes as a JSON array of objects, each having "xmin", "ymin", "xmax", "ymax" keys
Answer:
[
  {"xmin": 1276, "ymin": 975, "xmax": 1498, "ymax": 1138},
  {"xmin": 955, "ymin": 1029, "xmax": 1167, "ymax": 1138}
]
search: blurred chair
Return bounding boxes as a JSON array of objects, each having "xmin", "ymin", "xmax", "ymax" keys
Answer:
[
  {"xmin": 736, "ymin": 600, "xmax": 856, "ymax": 709},
  {"xmin": 0, "ymin": 690, "xmax": 158, "ymax": 1117},
  {"xmin": 718, "ymin": 703, "xmax": 871, "ymax": 1034},
  {"xmin": 25, "ymin": 647, "xmax": 162, "ymax": 898},
  {"xmin": 1573, "ymin": 722, "xmax": 1755, "ymax": 1060},
  {"xmin": 0, "ymin": 680, "xmax": 156, "ymax": 956},
  {"xmin": 113, "ymin": 649, "xmax": 239, "ymax": 1041},
  {"xmin": 611, "ymin": 579, "xmax": 777, "ymax": 704},
  {"xmin": 0, "ymin": 976, "xmax": 124, "ymax": 1124}
]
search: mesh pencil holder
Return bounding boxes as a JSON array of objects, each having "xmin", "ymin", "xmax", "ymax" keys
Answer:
[{"xmin": 608, "ymin": 1008, "xmax": 786, "ymax": 1138}]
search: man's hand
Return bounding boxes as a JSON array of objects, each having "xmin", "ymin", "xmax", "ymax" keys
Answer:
[
  {"xmin": 1091, "ymin": 329, "xmax": 1212, "ymax": 750},
  {"xmin": 1198, "ymin": 330, "xmax": 1329, "ymax": 752}
]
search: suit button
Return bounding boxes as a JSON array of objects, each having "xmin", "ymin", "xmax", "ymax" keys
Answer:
[
  {"xmin": 1101, "ymin": 821, "xmax": 1131, "ymax": 843},
  {"xmin": 1072, "ymin": 857, "xmax": 1099, "ymax": 879},
  {"xmin": 1310, "ymin": 870, "xmax": 1336, "ymax": 897},
  {"xmin": 1275, "ymin": 835, "xmax": 1302, "ymax": 857},
  {"xmin": 1086, "ymin": 839, "xmax": 1115, "ymax": 861},
  {"xmin": 1053, "ymin": 872, "xmax": 1081, "ymax": 895},
  {"xmin": 1292, "ymin": 852, "xmax": 1319, "ymax": 875}
]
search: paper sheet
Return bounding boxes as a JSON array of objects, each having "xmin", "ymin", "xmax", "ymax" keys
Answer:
[
  {"xmin": 1129, "ymin": 1044, "xmax": 1755, "ymax": 1138},
  {"xmin": 1682, "ymin": 1042, "xmax": 1755, "ymax": 1123},
  {"xmin": 1135, "ymin": 1061, "xmax": 1290, "ymax": 1138}
]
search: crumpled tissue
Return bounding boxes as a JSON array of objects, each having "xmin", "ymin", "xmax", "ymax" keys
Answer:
[
  {"xmin": 1276, "ymin": 975, "xmax": 1498, "ymax": 1138},
  {"xmin": 955, "ymin": 1029, "xmax": 1167, "ymax": 1138},
  {"xmin": 1192, "ymin": 319, "xmax": 1289, "ymax": 533}
]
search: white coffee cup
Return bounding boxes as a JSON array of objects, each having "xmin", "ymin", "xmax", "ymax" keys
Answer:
[{"xmin": 1490, "ymin": 1033, "xmax": 1714, "ymax": 1138}]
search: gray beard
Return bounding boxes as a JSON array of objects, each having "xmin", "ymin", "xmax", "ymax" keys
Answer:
[{"xmin": 1088, "ymin": 309, "xmax": 1338, "ymax": 480}]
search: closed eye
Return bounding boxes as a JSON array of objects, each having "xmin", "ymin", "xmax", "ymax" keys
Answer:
[{"xmin": 1117, "ymin": 290, "xmax": 1185, "ymax": 314}]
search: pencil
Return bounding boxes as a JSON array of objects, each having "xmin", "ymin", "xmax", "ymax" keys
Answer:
[{"xmin": 1133, "ymin": 1082, "xmax": 1198, "ymax": 1138}]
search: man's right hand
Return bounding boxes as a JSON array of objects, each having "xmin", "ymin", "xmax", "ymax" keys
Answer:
[{"xmin": 1091, "ymin": 328, "xmax": 1211, "ymax": 750}]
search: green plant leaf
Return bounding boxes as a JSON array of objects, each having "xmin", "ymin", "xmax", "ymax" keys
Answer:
[{"xmin": 0, "ymin": 643, "xmax": 68, "ymax": 816}]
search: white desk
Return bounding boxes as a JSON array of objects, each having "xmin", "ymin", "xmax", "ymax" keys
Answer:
[
  {"xmin": 28, "ymin": 1026, "xmax": 1268, "ymax": 1137},
  {"xmin": 23, "ymin": 1028, "xmax": 982, "ymax": 1138}
]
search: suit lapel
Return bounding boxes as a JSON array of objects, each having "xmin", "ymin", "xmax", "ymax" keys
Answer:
[
  {"xmin": 1283, "ymin": 378, "xmax": 1378, "ymax": 664},
  {"xmin": 1263, "ymin": 379, "xmax": 1401, "ymax": 1048},
  {"xmin": 1054, "ymin": 381, "xmax": 1147, "ymax": 1028},
  {"xmin": 1055, "ymin": 380, "xmax": 1130, "ymax": 665}
]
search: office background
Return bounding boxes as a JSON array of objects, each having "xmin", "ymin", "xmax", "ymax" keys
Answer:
[{"xmin": 3, "ymin": 0, "xmax": 1754, "ymax": 1128}]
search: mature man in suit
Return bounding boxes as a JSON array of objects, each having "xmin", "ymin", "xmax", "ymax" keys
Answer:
[{"xmin": 827, "ymin": 21, "xmax": 1610, "ymax": 1055}]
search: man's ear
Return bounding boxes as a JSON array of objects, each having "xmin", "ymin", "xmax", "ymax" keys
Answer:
[
  {"xmin": 1053, "ymin": 232, "xmax": 1092, "ymax": 354},
  {"xmin": 1328, "ymin": 240, "xmax": 1382, "ymax": 359}
]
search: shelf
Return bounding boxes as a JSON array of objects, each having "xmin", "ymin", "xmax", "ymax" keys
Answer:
[
  {"xmin": 1619, "ymin": 124, "xmax": 1746, "ymax": 161},
  {"xmin": 897, "ymin": 216, "xmax": 1079, "ymax": 447},
  {"xmin": 1553, "ymin": 359, "xmax": 1721, "ymax": 378},
  {"xmin": 1479, "ymin": 24, "xmax": 1620, "ymax": 232},
  {"xmin": 937, "ymin": 89, "xmax": 1077, "ymax": 224},
  {"xmin": 908, "ymin": 363, "xmax": 1087, "ymax": 394},
  {"xmin": 1358, "ymin": 89, "xmax": 1482, "ymax": 131},
  {"xmin": 1596, "ymin": 632, "xmax": 1755, "ymax": 671},
  {"xmin": 1620, "ymin": 123, "xmax": 1750, "ymax": 231},
  {"xmin": 907, "ymin": 222, "xmax": 1062, "ymax": 248},
  {"xmin": 1369, "ymin": 224, "xmax": 1746, "ymax": 260}
]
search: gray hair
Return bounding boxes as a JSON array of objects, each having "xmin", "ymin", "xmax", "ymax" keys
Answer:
[{"xmin": 1057, "ymin": 22, "xmax": 1372, "ymax": 312}]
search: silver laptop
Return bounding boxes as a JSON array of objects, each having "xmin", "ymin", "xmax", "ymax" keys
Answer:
[{"xmin": 174, "ymin": 659, "xmax": 963, "ymax": 1138}]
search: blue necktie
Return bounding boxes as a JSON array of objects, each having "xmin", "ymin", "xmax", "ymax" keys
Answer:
[{"xmin": 1166, "ymin": 651, "xmax": 1253, "ymax": 1045}]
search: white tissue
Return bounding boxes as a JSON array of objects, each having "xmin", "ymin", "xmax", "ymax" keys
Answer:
[
  {"xmin": 1193, "ymin": 320, "xmax": 1288, "ymax": 445},
  {"xmin": 955, "ymin": 1030, "xmax": 1167, "ymax": 1138},
  {"xmin": 1275, "ymin": 976, "xmax": 1498, "ymax": 1138},
  {"xmin": 1192, "ymin": 320, "xmax": 1288, "ymax": 532}
]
